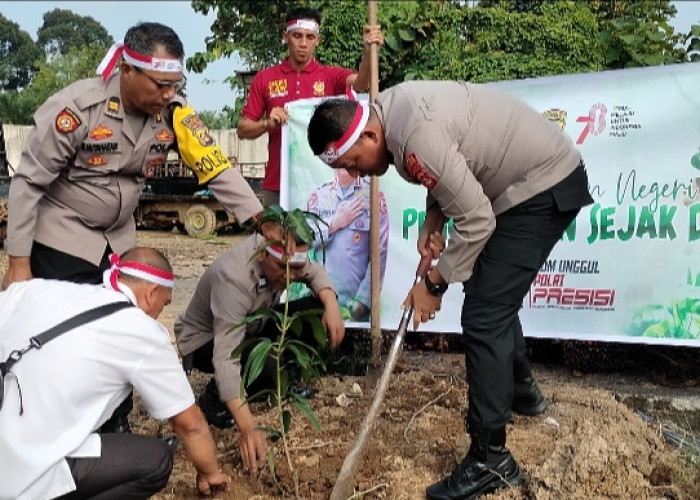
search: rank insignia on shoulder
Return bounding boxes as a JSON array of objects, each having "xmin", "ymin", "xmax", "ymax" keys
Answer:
[
  {"xmin": 55, "ymin": 108, "xmax": 81, "ymax": 134},
  {"xmin": 106, "ymin": 97, "xmax": 120, "ymax": 117},
  {"xmin": 404, "ymin": 152, "xmax": 437, "ymax": 190},
  {"xmin": 89, "ymin": 124, "xmax": 113, "ymax": 140}
]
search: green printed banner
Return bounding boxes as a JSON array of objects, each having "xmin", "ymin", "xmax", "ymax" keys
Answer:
[{"xmin": 281, "ymin": 63, "xmax": 700, "ymax": 346}]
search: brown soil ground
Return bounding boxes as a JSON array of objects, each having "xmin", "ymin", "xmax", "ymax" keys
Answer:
[{"xmin": 2, "ymin": 230, "xmax": 699, "ymax": 500}]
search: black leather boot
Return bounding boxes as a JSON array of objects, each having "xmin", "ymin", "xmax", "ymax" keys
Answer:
[
  {"xmin": 198, "ymin": 379, "xmax": 235, "ymax": 429},
  {"xmin": 512, "ymin": 350, "xmax": 547, "ymax": 416},
  {"xmin": 426, "ymin": 426, "xmax": 524, "ymax": 500},
  {"xmin": 99, "ymin": 414, "xmax": 132, "ymax": 434}
]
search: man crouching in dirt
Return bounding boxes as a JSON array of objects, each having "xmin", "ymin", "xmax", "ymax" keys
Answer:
[
  {"xmin": 0, "ymin": 247, "xmax": 230, "ymax": 499},
  {"xmin": 174, "ymin": 225, "xmax": 345, "ymax": 473}
]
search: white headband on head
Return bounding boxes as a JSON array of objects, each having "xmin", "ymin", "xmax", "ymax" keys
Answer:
[
  {"xmin": 96, "ymin": 41, "xmax": 184, "ymax": 81},
  {"xmin": 318, "ymin": 101, "xmax": 370, "ymax": 165},
  {"xmin": 286, "ymin": 19, "xmax": 320, "ymax": 33},
  {"xmin": 104, "ymin": 253, "xmax": 175, "ymax": 291},
  {"xmin": 266, "ymin": 245, "xmax": 309, "ymax": 264}
]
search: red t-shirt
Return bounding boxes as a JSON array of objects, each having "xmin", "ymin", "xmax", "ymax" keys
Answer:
[{"xmin": 241, "ymin": 58, "xmax": 354, "ymax": 191}]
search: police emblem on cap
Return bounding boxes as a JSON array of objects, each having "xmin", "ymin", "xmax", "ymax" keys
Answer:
[{"xmin": 55, "ymin": 108, "xmax": 81, "ymax": 134}]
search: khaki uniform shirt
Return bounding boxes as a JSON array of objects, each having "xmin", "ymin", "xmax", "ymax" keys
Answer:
[
  {"xmin": 7, "ymin": 75, "xmax": 261, "ymax": 265},
  {"xmin": 174, "ymin": 234, "xmax": 335, "ymax": 402},
  {"xmin": 373, "ymin": 81, "xmax": 583, "ymax": 283}
]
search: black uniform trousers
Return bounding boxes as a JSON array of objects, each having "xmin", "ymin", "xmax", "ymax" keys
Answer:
[
  {"xmin": 57, "ymin": 434, "xmax": 172, "ymax": 500},
  {"xmin": 461, "ymin": 162, "xmax": 593, "ymax": 431}
]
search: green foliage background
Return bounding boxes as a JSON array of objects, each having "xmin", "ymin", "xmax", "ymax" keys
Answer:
[{"xmin": 1, "ymin": 0, "xmax": 698, "ymax": 126}]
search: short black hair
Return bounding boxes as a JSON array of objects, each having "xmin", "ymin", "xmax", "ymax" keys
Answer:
[
  {"xmin": 124, "ymin": 22, "xmax": 184, "ymax": 59},
  {"xmin": 286, "ymin": 6, "xmax": 321, "ymax": 25},
  {"xmin": 307, "ymin": 98, "xmax": 360, "ymax": 155}
]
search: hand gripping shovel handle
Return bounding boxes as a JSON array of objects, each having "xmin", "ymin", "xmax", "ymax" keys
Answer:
[
  {"xmin": 330, "ymin": 210, "xmax": 446, "ymax": 500},
  {"xmin": 330, "ymin": 253, "xmax": 433, "ymax": 500},
  {"xmin": 396, "ymin": 253, "xmax": 433, "ymax": 336}
]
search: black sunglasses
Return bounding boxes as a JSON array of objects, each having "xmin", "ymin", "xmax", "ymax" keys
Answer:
[{"xmin": 134, "ymin": 66, "xmax": 186, "ymax": 93}]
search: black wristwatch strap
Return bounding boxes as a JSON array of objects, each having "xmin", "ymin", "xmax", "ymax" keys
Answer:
[{"xmin": 424, "ymin": 273, "xmax": 448, "ymax": 297}]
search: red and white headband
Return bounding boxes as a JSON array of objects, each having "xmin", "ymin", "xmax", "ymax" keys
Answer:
[
  {"xmin": 96, "ymin": 41, "xmax": 184, "ymax": 81},
  {"xmin": 286, "ymin": 19, "xmax": 320, "ymax": 33},
  {"xmin": 317, "ymin": 97, "xmax": 369, "ymax": 165},
  {"xmin": 105, "ymin": 253, "xmax": 175, "ymax": 291},
  {"xmin": 266, "ymin": 245, "xmax": 309, "ymax": 264}
]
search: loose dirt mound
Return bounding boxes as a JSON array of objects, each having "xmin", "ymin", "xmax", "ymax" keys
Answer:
[{"xmin": 143, "ymin": 352, "xmax": 689, "ymax": 500}]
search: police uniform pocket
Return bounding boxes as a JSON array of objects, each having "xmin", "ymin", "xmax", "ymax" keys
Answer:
[
  {"xmin": 481, "ymin": 233, "xmax": 543, "ymax": 270},
  {"xmin": 465, "ymin": 235, "xmax": 543, "ymax": 304},
  {"xmin": 551, "ymin": 162, "xmax": 594, "ymax": 212}
]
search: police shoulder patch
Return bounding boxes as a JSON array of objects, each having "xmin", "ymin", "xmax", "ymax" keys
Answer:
[
  {"xmin": 404, "ymin": 152, "xmax": 437, "ymax": 190},
  {"xmin": 55, "ymin": 108, "xmax": 81, "ymax": 134}
]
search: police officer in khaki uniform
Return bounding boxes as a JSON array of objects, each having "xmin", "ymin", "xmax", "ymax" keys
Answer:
[
  {"xmin": 307, "ymin": 168, "xmax": 389, "ymax": 321},
  {"xmin": 174, "ymin": 229, "xmax": 344, "ymax": 473},
  {"xmin": 307, "ymin": 81, "xmax": 593, "ymax": 500},
  {"xmin": 2, "ymin": 21, "xmax": 263, "ymax": 290},
  {"xmin": 1, "ymin": 22, "xmax": 268, "ymax": 437}
]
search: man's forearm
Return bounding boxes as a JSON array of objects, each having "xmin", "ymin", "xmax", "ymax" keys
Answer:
[
  {"xmin": 236, "ymin": 116, "xmax": 270, "ymax": 140},
  {"xmin": 227, "ymin": 397, "xmax": 257, "ymax": 433},
  {"xmin": 318, "ymin": 287, "xmax": 339, "ymax": 310},
  {"xmin": 352, "ymin": 50, "xmax": 372, "ymax": 92},
  {"xmin": 171, "ymin": 406, "xmax": 221, "ymax": 476}
]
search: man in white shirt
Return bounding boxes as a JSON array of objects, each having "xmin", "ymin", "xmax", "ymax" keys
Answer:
[{"xmin": 0, "ymin": 247, "xmax": 230, "ymax": 499}]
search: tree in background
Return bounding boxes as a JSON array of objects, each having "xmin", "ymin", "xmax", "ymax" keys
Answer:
[
  {"xmin": 480, "ymin": 0, "xmax": 688, "ymax": 68},
  {"xmin": 0, "ymin": 14, "xmax": 43, "ymax": 92},
  {"xmin": 0, "ymin": 10, "xmax": 111, "ymax": 125},
  {"xmin": 688, "ymin": 24, "xmax": 700, "ymax": 62},
  {"xmin": 36, "ymin": 9, "xmax": 114, "ymax": 57},
  {"xmin": 197, "ymin": 107, "xmax": 238, "ymax": 129},
  {"xmin": 188, "ymin": 0, "xmax": 693, "ymax": 93}
]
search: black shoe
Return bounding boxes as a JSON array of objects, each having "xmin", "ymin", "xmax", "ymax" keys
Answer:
[
  {"xmin": 199, "ymin": 380, "xmax": 235, "ymax": 429},
  {"xmin": 289, "ymin": 383, "xmax": 316, "ymax": 399},
  {"xmin": 426, "ymin": 449, "xmax": 524, "ymax": 500},
  {"xmin": 162, "ymin": 434, "xmax": 181, "ymax": 454},
  {"xmin": 512, "ymin": 377, "xmax": 548, "ymax": 416},
  {"xmin": 99, "ymin": 415, "xmax": 132, "ymax": 434}
]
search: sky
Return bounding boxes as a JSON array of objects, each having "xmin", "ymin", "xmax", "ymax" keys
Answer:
[
  {"xmin": 1, "ymin": 1, "xmax": 244, "ymax": 112},
  {"xmin": 2, "ymin": 1, "xmax": 700, "ymax": 112}
]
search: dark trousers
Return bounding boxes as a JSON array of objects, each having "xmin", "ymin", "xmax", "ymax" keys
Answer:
[
  {"xmin": 30, "ymin": 241, "xmax": 111, "ymax": 285},
  {"xmin": 461, "ymin": 164, "xmax": 591, "ymax": 431},
  {"xmin": 57, "ymin": 434, "xmax": 172, "ymax": 500},
  {"xmin": 188, "ymin": 297, "xmax": 325, "ymax": 393},
  {"xmin": 30, "ymin": 242, "xmax": 134, "ymax": 427}
]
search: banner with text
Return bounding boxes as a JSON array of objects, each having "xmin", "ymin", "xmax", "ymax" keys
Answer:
[{"xmin": 281, "ymin": 63, "xmax": 700, "ymax": 347}]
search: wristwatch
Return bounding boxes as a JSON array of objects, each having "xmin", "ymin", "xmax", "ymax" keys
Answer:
[{"xmin": 424, "ymin": 273, "xmax": 448, "ymax": 297}]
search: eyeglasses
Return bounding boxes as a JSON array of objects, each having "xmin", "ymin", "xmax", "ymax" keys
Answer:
[{"xmin": 134, "ymin": 66, "xmax": 186, "ymax": 93}]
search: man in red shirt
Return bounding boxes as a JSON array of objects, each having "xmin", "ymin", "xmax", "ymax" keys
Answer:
[{"xmin": 236, "ymin": 6, "xmax": 383, "ymax": 207}]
